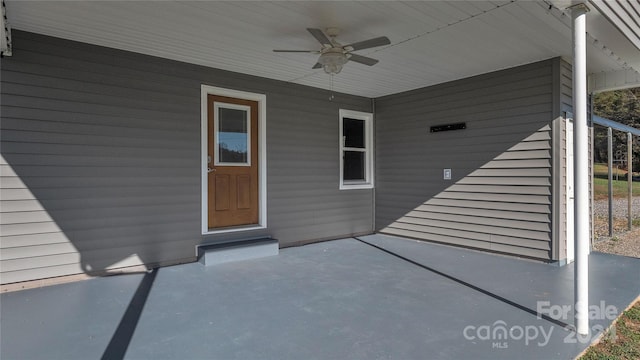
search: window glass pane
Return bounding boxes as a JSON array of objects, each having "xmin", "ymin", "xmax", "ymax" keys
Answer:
[
  {"xmin": 343, "ymin": 151, "xmax": 365, "ymax": 181},
  {"xmin": 343, "ymin": 118, "xmax": 365, "ymax": 148},
  {"xmin": 218, "ymin": 107, "xmax": 248, "ymax": 163}
]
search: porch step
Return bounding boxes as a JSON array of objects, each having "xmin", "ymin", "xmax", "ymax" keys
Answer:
[{"xmin": 198, "ymin": 238, "xmax": 278, "ymax": 266}]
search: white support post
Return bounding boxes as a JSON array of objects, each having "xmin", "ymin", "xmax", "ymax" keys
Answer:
[{"xmin": 571, "ymin": 3, "xmax": 590, "ymax": 336}]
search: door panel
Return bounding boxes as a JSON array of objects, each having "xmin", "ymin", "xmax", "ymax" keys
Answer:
[
  {"xmin": 236, "ymin": 175, "xmax": 252, "ymax": 210},
  {"xmin": 208, "ymin": 95, "xmax": 259, "ymax": 229},
  {"xmin": 214, "ymin": 175, "xmax": 230, "ymax": 211}
]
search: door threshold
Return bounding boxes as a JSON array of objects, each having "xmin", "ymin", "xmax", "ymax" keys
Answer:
[{"xmin": 203, "ymin": 224, "xmax": 265, "ymax": 235}]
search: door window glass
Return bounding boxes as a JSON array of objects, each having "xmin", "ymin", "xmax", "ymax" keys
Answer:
[{"xmin": 216, "ymin": 105, "xmax": 250, "ymax": 165}]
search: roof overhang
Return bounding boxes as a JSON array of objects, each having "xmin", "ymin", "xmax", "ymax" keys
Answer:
[
  {"xmin": 585, "ymin": 0, "xmax": 640, "ymax": 92},
  {"xmin": 549, "ymin": 0, "xmax": 640, "ymax": 92},
  {"xmin": 4, "ymin": 1, "xmax": 639, "ymax": 97}
]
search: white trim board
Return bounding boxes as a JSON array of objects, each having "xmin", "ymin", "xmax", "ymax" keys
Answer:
[{"xmin": 200, "ymin": 85, "xmax": 267, "ymax": 235}]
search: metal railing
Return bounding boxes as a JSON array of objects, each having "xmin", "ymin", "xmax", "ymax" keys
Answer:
[{"xmin": 593, "ymin": 115, "xmax": 639, "ymax": 234}]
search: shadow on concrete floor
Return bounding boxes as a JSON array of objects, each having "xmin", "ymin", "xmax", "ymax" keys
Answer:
[{"xmin": 1, "ymin": 234, "xmax": 639, "ymax": 360}]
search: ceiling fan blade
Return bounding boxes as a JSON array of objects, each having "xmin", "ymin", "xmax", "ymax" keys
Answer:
[
  {"xmin": 307, "ymin": 28, "xmax": 332, "ymax": 46},
  {"xmin": 273, "ymin": 50, "xmax": 318, "ymax": 53},
  {"xmin": 344, "ymin": 36, "xmax": 390, "ymax": 51},
  {"xmin": 312, "ymin": 63, "xmax": 322, "ymax": 69},
  {"xmin": 347, "ymin": 54, "xmax": 379, "ymax": 66}
]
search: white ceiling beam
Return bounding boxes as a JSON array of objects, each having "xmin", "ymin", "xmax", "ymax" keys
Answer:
[{"xmin": 588, "ymin": 68, "xmax": 640, "ymax": 93}]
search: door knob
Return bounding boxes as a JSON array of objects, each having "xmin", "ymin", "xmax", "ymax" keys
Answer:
[{"xmin": 208, "ymin": 167, "xmax": 216, "ymax": 173}]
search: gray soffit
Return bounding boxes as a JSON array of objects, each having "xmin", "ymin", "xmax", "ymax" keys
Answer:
[{"xmin": 4, "ymin": 0, "xmax": 640, "ymax": 98}]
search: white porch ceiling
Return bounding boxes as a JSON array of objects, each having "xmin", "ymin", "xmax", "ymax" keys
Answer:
[{"xmin": 5, "ymin": 0, "xmax": 640, "ymax": 98}]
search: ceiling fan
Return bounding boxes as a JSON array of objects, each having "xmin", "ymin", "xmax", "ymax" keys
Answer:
[{"xmin": 273, "ymin": 28, "xmax": 390, "ymax": 74}]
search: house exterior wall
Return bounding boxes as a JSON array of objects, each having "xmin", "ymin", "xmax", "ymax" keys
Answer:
[
  {"xmin": 0, "ymin": 30, "xmax": 589, "ymax": 285},
  {"xmin": 374, "ymin": 59, "xmax": 557, "ymax": 260},
  {"xmin": 0, "ymin": 31, "xmax": 373, "ymax": 284}
]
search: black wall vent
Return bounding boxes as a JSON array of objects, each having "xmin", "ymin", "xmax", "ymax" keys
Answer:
[{"xmin": 430, "ymin": 122, "xmax": 466, "ymax": 133}]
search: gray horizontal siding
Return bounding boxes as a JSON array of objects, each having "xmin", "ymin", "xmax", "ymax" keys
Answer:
[
  {"xmin": 375, "ymin": 59, "xmax": 555, "ymax": 260},
  {"xmin": 0, "ymin": 30, "xmax": 372, "ymax": 284},
  {"xmin": 552, "ymin": 57, "xmax": 572, "ymax": 261}
]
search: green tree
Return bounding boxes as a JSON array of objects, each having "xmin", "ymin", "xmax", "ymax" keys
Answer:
[{"xmin": 593, "ymin": 87, "xmax": 640, "ymax": 176}]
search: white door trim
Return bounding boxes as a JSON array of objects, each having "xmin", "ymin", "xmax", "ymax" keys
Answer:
[{"xmin": 200, "ymin": 85, "xmax": 267, "ymax": 235}]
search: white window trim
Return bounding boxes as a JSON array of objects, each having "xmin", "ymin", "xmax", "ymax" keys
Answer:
[
  {"xmin": 201, "ymin": 85, "xmax": 267, "ymax": 235},
  {"xmin": 213, "ymin": 102, "xmax": 252, "ymax": 167},
  {"xmin": 339, "ymin": 109, "xmax": 374, "ymax": 190}
]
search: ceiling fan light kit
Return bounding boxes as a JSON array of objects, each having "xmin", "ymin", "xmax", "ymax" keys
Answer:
[
  {"xmin": 273, "ymin": 28, "xmax": 390, "ymax": 75},
  {"xmin": 317, "ymin": 50, "xmax": 348, "ymax": 74}
]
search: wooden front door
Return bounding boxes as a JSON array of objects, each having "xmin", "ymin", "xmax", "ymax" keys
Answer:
[{"xmin": 207, "ymin": 95, "xmax": 259, "ymax": 229}]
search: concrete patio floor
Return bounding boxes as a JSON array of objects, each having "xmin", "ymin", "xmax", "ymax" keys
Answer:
[{"xmin": 1, "ymin": 234, "xmax": 639, "ymax": 360}]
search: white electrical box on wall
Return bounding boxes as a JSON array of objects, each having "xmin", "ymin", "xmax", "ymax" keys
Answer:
[{"xmin": 443, "ymin": 169, "xmax": 451, "ymax": 180}]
